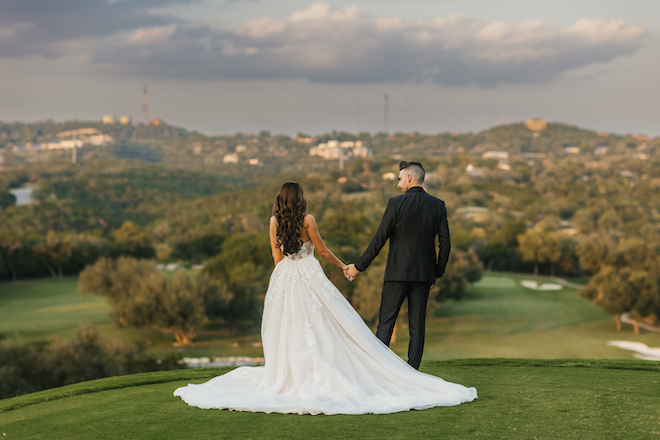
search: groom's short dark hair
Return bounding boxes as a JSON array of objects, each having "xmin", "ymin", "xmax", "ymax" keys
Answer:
[{"xmin": 399, "ymin": 161, "xmax": 425, "ymax": 183}]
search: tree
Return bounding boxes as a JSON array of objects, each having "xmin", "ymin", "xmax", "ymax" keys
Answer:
[
  {"xmin": 34, "ymin": 231, "xmax": 75, "ymax": 278},
  {"xmin": 80, "ymin": 256, "xmax": 219, "ymax": 345},
  {"xmin": 572, "ymin": 208, "xmax": 601, "ymax": 234},
  {"xmin": 626, "ymin": 270, "xmax": 660, "ymax": 334},
  {"xmin": 597, "ymin": 209, "xmax": 623, "ymax": 232},
  {"xmin": 79, "ymin": 256, "xmax": 157, "ymax": 326},
  {"xmin": 152, "ymin": 274, "xmax": 209, "ymax": 346},
  {"xmin": 580, "ymin": 266, "xmax": 659, "ymax": 333},
  {"xmin": 517, "ymin": 228, "xmax": 561, "ymax": 276},
  {"xmin": 0, "ymin": 191, "xmax": 16, "ymax": 209},
  {"xmin": 113, "ymin": 221, "xmax": 155, "ymax": 259},
  {"xmin": 556, "ymin": 235, "xmax": 580, "ymax": 276},
  {"xmin": 576, "ymin": 233, "xmax": 614, "ymax": 274},
  {"xmin": 172, "ymin": 233, "xmax": 225, "ymax": 263},
  {"xmin": 434, "ymin": 250, "xmax": 483, "ymax": 302},
  {"xmin": 481, "ymin": 219, "xmax": 526, "ymax": 271},
  {"xmin": 0, "ymin": 226, "xmax": 27, "ymax": 281},
  {"xmin": 203, "ymin": 234, "xmax": 272, "ymax": 330}
]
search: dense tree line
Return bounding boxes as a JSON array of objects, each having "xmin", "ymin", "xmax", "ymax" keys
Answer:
[{"xmin": 0, "ymin": 325, "xmax": 181, "ymax": 399}]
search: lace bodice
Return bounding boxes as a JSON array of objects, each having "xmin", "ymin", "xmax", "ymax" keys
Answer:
[{"xmin": 284, "ymin": 240, "xmax": 314, "ymax": 260}]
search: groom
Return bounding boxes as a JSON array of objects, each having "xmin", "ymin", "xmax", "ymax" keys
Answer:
[{"xmin": 344, "ymin": 161, "xmax": 451, "ymax": 369}]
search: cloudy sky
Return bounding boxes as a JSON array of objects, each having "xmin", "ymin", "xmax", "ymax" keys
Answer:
[{"xmin": 1, "ymin": 0, "xmax": 657, "ymax": 136}]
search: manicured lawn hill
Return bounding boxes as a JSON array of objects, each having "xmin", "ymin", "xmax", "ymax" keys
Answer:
[
  {"xmin": 1, "ymin": 274, "xmax": 656, "ymax": 361},
  {"xmin": 1, "ymin": 359, "xmax": 659, "ymax": 440}
]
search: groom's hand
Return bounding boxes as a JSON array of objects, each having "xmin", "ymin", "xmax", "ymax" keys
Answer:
[
  {"xmin": 342, "ymin": 265, "xmax": 353, "ymax": 281},
  {"xmin": 343, "ymin": 264, "xmax": 360, "ymax": 282}
]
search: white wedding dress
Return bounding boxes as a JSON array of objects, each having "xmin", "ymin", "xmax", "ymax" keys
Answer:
[{"xmin": 174, "ymin": 241, "xmax": 477, "ymax": 415}]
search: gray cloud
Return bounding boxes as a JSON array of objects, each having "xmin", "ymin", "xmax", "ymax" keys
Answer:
[
  {"xmin": 0, "ymin": 0, "xmax": 194, "ymax": 57},
  {"xmin": 0, "ymin": 2, "xmax": 646, "ymax": 87}
]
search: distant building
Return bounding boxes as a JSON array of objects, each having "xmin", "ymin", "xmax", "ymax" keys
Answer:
[
  {"xmin": 223, "ymin": 153, "xmax": 239, "ymax": 164},
  {"xmin": 483, "ymin": 151, "xmax": 509, "ymax": 160},
  {"xmin": 466, "ymin": 164, "xmax": 483, "ymax": 177},
  {"xmin": 309, "ymin": 140, "xmax": 371, "ymax": 160},
  {"xmin": 57, "ymin": 128, "xmax": 101, "ymax": 138},
  {"xmin": 103, "ymin": 115, "xmax": 131, "ymax": 125},
  {"xmin": 382, "ymin": 172, "xmax": 396, "ymax": 181},
  {"xmin": 41, "ymin": 128, "xmax": 112, "ymax": 150},
  {"xmin": 564, "ymin": 146, "xmax": 580, "ymax": 154},
  {"xmin": 191, "ymin": 142, "xmax": 203, "ymax": 155},
  {"xmin": 620, "ymin": 170, "xmax": 638, "ymax": 180},
  {"xmin": 525, "ymin": 118, "xmax": 547, "ymax": 132}
]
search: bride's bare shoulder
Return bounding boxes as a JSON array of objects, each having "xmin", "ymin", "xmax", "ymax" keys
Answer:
[{"xmin": 304, "ymin": 214, "xmax": 316, "ymax": 225}]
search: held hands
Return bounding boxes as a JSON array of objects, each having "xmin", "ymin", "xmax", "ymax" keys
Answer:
[{"xmin": 343, "ymin": 264, "xmax": 360, "ymax": 282}]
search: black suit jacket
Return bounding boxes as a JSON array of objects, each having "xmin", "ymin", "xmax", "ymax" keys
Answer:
[{"xmin": 354, "ymin": 186, "xmax": 450, "ymax": 282}]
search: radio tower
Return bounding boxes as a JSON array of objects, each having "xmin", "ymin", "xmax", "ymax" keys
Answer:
[
  {"xmin": 384, "ymin": 93, "xmax": 389, "ymax": 133},
  {"xmin": 141, "ymin": 66, "xmax": 149, "ymax": 125},
  {"xmin": 405, "ymin": 93, "xmax": 410, "ymax": 133},
  {"xmin": 356, "ymin": 96, "xmax": 361, "ymax": 134}
]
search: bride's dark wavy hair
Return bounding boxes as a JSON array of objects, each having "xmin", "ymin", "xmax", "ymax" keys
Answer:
[{"xmin": 272, "ymin": 182, "xmax": 307, "ymax": 255}]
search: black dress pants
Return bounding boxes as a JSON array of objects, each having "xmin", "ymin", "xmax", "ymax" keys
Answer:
[{"xmin": 375, "ymin": 281, "xmax": 432, "ymax": 370}]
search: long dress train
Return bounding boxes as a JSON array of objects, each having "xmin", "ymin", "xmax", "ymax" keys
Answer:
[{"xmin": 174, "ymin": 241, "xmax": 477, "ymax": 415}]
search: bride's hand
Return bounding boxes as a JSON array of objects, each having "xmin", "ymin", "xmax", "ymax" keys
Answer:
[
  {"xmin": 343, "ymin": 264, "xmax": 359, "ymax": 282},
  {"xmin": 342, "ymin": 266, "xmax": 352, "ymax": 281}
]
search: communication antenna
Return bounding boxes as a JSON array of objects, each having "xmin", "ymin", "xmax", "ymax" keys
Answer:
[
  {"xmin": 405, "ymin": 93, "xmax": 410, "ymax": 133},
  {"xmin": 450, "ymin": 88, "xmax": 456, "ymax": 133},
  {"xmin": 384, "ymin": 93, "xmax": 389, "ymax": 133},
  {"xmin": 141, "ymin": 66, "xmax": 149, "ymax": 125},
  {"xmin": 356, "ymin": 96, "xmax": 361, "ymax": 134}
]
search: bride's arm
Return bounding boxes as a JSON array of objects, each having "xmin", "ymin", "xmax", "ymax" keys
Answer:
[
  {"xmin": 269, "ymin": 216, "xmax": 283, "ymax": 266},
  {"xmin": 305, "ymin": 214, "xmax": 346, "ymax": 269}
]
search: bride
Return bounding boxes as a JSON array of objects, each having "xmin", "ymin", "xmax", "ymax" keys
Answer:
[{"xmin": 174, "ymin": 182, "xmax": 477, "ymax": 415}]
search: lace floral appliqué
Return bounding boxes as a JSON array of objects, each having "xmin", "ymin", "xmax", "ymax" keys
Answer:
[{"xmin": 303, "ymin": 319, "xmax": 317, "ymax": 347}]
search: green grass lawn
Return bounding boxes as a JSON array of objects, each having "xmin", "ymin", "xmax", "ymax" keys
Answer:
[
  {"xmin": 1, "ymin": 273, "xmax": 657, "ymax": 361},
  {"xmin": 1, "ymin": 359, "xmax": 658, "ymax": 440},
  {"xmin": 410, "ymin": 273, "xmax": 659, "ymax": 360},
  {"xmin": 0, "ymin": 278, "xmax": 109, "ymax": 340}
]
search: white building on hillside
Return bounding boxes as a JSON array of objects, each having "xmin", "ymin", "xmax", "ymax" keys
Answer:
[
  {"xmin": 223, "ymin": 153, "xmax": 239, "ymax": 164},
  {"xmin": 483, "ymin": 151, "xmax": 509, "ymax": 160},
  {"xmin": 309, "ymin": 140, "xmax": 371, "ymax": 160},
  {"xmin": 41, "ymin": 128, "xmax": 112, "ymax": 150}
]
